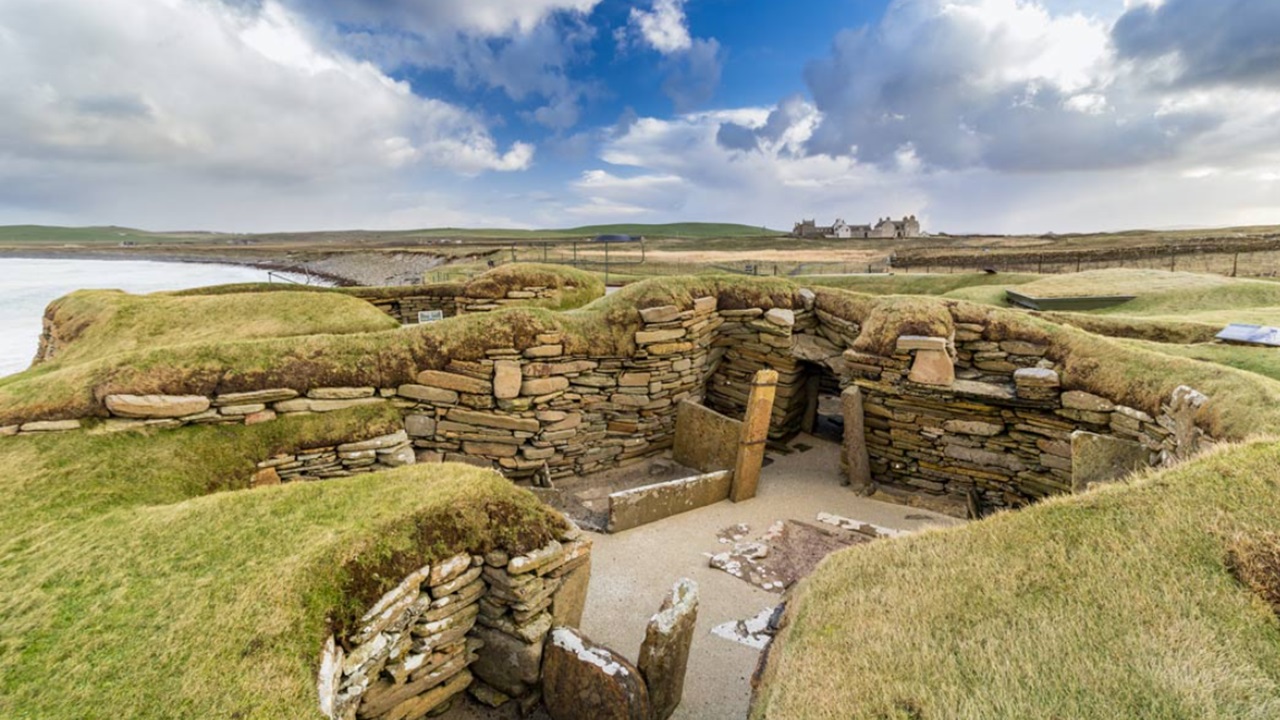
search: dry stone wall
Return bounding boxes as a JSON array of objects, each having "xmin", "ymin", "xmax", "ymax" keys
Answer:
[
  {"xmin": 365, "ymin": 283, "xmax": 579, "ymax": 325},
  {"xmin": 2, "ymin": 281, "xmax": 1219, "ymax": 515},
  {"xmin": 707, "ymin": 304, "xmax": 815, "ymax": 439},
  {"xmin": 844, "ymin": 333, "xmax": 1212, "ymax": 511},
  {"xmin": 251, "ymin": 431, "xmax": 415, "ymax": 487},
  {"xmin": 320, "ymin": 526, "xmax": 592, "ymax": 719}
]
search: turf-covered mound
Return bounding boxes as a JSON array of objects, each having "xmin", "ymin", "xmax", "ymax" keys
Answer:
[
  {"xmin": 0, "ymin": 406, "xmax": 566, "ymax": 719},
  {"xmin": 752, "ymin": 440, "xmax": 1280, "ymax": 719},
  {"xmin": 34, "ymin": 287, "xmax": 399, "ymax": 366}
]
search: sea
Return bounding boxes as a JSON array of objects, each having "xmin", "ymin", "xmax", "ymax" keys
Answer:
[{"xmin": 0, "ymin": 258, "xmax": 313, "ymax": 378}]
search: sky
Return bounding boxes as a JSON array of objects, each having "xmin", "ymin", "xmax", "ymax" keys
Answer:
[{"xmin": 1, "ymin": 0, "xmax": 1278, "ymax": 234}]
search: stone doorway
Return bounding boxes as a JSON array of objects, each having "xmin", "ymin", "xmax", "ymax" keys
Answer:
[{"xmin": 800, "ymin": 362, "xmax": 844, "ymax": 444}]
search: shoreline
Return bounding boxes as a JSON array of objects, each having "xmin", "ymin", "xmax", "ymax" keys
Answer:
[{"xmin": 0, "ymin": 247, "xmax": 447, "ymax": 287}]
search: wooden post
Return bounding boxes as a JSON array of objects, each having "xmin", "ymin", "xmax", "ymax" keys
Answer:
[{"xmin": 730, "ymin": 369, "xmax": 778, "ymax": 503}]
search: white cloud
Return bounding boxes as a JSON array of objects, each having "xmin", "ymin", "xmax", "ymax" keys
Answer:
[
  {"xmin": 291, "ymin": 0, "xmax": 602, "ymax": 37},
  {"xmin": 628, "ymin": 0, "xmax": 692, "ymax": 54},
  {"xmin": 0, "ymin": 0, "xmax": 534, "ymax": 228}
]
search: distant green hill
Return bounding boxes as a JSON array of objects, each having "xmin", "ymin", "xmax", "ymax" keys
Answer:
[
  {"xmin": 0, "ymin": 222, "xmax": 786, "ymax": 245},
  {"xmin": 0, "ymin": 225, "xmax": 160, "ymax": 244}
]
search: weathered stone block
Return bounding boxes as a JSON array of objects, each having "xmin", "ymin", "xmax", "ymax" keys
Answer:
[
  {"xmin": 416, "ymin": 370, "xmax": 490, "ymax": 394},
  {"xmin": 636, "ymin": 328, "xmax": 686, "ymax": 344},
  {"xmin": 405, "ymin": 414, "xmax": 437, "ymax": 438},
  {"xmin": 524, "ymin": 344, "xmax": 564, "ymax": 358},
  {"xmin": 105, "ymin": 394, "xmax": 210, "ymax": 419},
  {"xmin": 307, "ymin": 386, "xmax": 374, "ymax": 400},
  {"xmin": 896, "ymin": 335, "xmax": 948, "ymax": 352},
  {"xmin": 639, "ymin": 305, "xmax": 681, "ymax": 323},
  {"xmin": 943, "ymin": 420, "xmax": 1004, "ymax": 436},
  {"xmin": 1071, "ymin": 431, "xmax": 1149, "ymax": 492},
  {"xmin": 448, "ymin": 408, "xmax": 539, "ymax": 433},
  {"xmin": 1062, "ymin": 390, "xmax": 1115, "ymax": 412},
  {"xmin": 543, "ymin": 628, "xmax": 651, "ymax": 720},
  {"xmin": 493, "ymin": 360, "xmax": 523, "ymax": 400},
  {"xmin": 397, "ymin": 384, "xmax": 459, "ymax": 405},
  {"xmin": 20, "ymin": 419, "xmax": 82, "ymax": 432},
  {"xmin": 908, "ymin": 349, "xmax": 955, "ymax": 386},
  {"xmin": 638, "ymin": 579, "xmax": 698, "ymax": 720},
  {"xmin": 471, "ymin": 626, "xmax": 543, "ymax": 697},
  {"xmin": 607, "ymin": 471, "xmax": 733, "ymax": 533},
  {"xmin": 522, "ymin": 377, "xmax": 571, "ymax": 397},
  {"xmin": 672, "ymin": 401, "xmax": 740, "ymax": 473},
  {"xmin": 213, "ymin": 388, "xmax": 298, "ymax": 406},
  {"xmin": 1014, "ymin": 367, "xmax": 1060, "ymax": 387},
  {"xmin": 551, "ymin": 562, "xmax": 591, "ymax": 629},
  {"xmin": 764, "ymin": 308, "xmax": 795, "ymax": 328}
]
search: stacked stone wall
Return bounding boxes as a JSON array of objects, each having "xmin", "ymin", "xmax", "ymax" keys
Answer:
[
  {"xmin": 365, "ymin": 283, "xmax": 578, "ymax": 325},
  {"xmin": 319, "ymin": 527, "xmax": 592, "ymax": 719},
  {"xmin": 706, "ymin": 305, "xmax": 814, "ymax": 438},
  {"xmin": 250, "ymin": 430, "xmax": 416, "ymax": 486},
  {"xmin": 845, "ymin": 334, "xmax": 1211, "ymax": 510}
]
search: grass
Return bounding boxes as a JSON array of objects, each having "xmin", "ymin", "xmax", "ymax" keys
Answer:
[
  {"xmin": 801, "ymin": 272, "xmax": 1040, "ymax": 296},
  {"xmin": 0, "ymin": 406, "xmax": 565, "ymax": 719},
  {"xmin": 38, "ymin": 289, "xmax": 398, "ymax": 366},
  {"xmin": 753, "ymin": 440, "xmax": 1280, "ymax": 720}
]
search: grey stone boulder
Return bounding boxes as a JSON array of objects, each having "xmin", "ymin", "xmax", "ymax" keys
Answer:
[
  {"xmin": 638, "ymin": 579, "xmax": 699, "ymax": 720},
  {"xmin": 543, "ymin": 627, "xmax": 651, "ymax": 720}
]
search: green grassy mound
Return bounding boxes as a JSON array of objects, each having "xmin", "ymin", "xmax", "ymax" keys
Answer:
[
  {"xmin": 753, "ymin": 440, "xmax": 1280, "ymax": 719},
  {"xmin": 0, "ymin": 406, "xmax": 565, "ymax": 719},
  {"xmin": 802, "ymin": 272, "xmax": 1040, "ymax": 297},
  {"xmin": 947, "ymin": 269, "xmax": 1280, "ymax": 325},
  {"xmin": 37, "ymin": 288, "xmax": 399, "ymax": 366}
]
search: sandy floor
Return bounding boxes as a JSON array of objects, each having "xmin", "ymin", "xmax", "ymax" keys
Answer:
[{"xmin": 442, "ymin": 436, "xmax": 963, "ymax": 719}]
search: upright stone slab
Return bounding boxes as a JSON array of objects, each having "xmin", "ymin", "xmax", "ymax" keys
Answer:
[
  {"xmin": 672, "ymin": 401, "xmax": 740, "ymax": 473},
  {"xmin": 543, "ymin": 627, "xmax": 651, "ymax": 720},
  {"xmin": 841, "ymin": 386, "xmax": 873, "ymax": 494},
  {"xmin": 1071, "ymin": 430, "xmax": 1149, "ymax": 492},
  {"xmin": 638, "ymin": 579, "xmax": 699, "ymax": 720},
  {"xmin": 731, "ymin": 369, "xmax": 778, "ymax": 503}
]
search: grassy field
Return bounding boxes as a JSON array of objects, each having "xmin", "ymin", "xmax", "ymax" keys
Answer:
[
  {"xmin": 0, "ymin": 406, "xmax": 566, "ymax": 719},
  {"xmin": 38, "ymin": 288, "xmax": 399, "ymax": 366},
  {"xmin": 753, "ymin": 440, "xmax": 1280, "ymax": 719}
]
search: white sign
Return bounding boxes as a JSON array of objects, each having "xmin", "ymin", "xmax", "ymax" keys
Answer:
[{"xmin": 417, "ymin": 310, "xmax": 445, "ymax": 323}]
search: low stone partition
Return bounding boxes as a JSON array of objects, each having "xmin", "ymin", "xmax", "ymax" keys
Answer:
[
  {"xmin": 319, "ymin": 526, "xmax": 592, "ymax": 719},
  {"xmin": 607, "ymin": 471, "xmax": 733, "ymax": 533},
  {"xmin": 672, "ymin": 400, "xmax": 739, "ymax": 473}
]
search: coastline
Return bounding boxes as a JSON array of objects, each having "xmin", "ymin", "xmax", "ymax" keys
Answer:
[{"xmin": 0, "ymin": 247, "xmax": 447, "ymax": 287}]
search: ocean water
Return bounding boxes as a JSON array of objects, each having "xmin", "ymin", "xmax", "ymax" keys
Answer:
[{"xmin": 0, "ymin": 258, "xmax": 311, "ymax": 378}]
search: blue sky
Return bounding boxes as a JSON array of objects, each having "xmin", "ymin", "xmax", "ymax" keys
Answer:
[{"xmin": 1, "ymin": 0, "xmax": 1279, "ymax": 233}]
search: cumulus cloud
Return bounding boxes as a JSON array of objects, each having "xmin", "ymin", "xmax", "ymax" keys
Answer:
[
  {"xmin": 1113, "ymin": 0, "xmax": 1280, "ymax": 88},
  {"xmin": 289, "ymin": 0, "xmax": 601, "ymax": 132},
  {"xmin": 797, "ymin": 0, "xmax": 1228, "ymax": 172},
  {"xmin": 278, "ymin": 0, "xmax": 601, "ymax": 37},
  {"xmin": 0, "ymin": 0, "xmax": 534, "ymax": 228},
  {"xmin": 621, "ymin": 0, "xmax": 723, "ymax": 112},
  {"xmin": 628, "ymin": 0, "xmax": 693, "ymax": 54}
]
